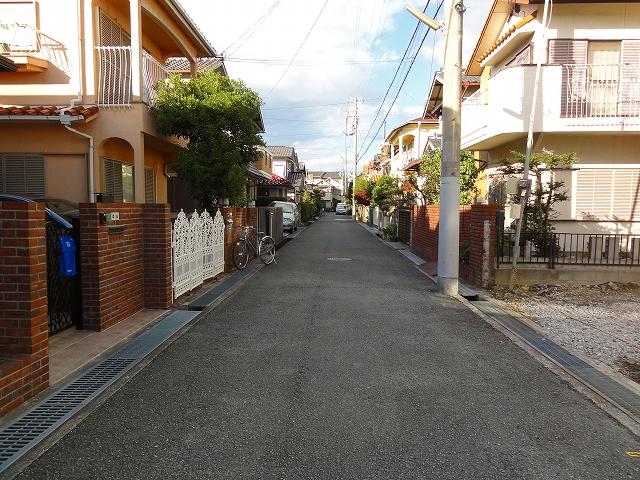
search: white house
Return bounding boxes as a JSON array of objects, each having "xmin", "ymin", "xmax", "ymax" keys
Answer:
[{"xmin": 462, "ymin": 0, "xmax": 640, "ymax": 235}]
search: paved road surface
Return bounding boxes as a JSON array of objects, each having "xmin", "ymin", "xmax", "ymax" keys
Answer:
[{"xmin": 18, "ymin": 216, "xmax": 639, "ymax": 479}]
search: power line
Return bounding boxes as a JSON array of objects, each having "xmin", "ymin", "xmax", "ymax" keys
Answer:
[
  {"xmin": 225, "ymin": 57, "xmax": 408, "ymax": 65},
  {"xmin": 261, "ymin": 97, "xmax": 381, "ymax": 111},
  {"xmin": 357, "ymin": 0, "xmax": 432, "ymax": 157},
  {"xmin": 266, "ymin": 0, "xmax": 330, "ymax": 98},
  {"xmin": 357, "ymin": 0, "xmax": 444, "ymax": 162},
  {"xmin": 223, "ymin": 0, "xmax": 283, "ymax": 56}
]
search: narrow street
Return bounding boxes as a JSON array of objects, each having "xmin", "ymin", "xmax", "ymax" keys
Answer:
[{"xmin": 18, "ymin": 217, "xmax": 639, "ymax": 479}]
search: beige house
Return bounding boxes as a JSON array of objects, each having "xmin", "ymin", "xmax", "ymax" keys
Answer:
[
  {"xmin": 381, "ymin": 118, "xmax": 440, "ymax": 176},
  {"xmin": 0, "ymin": 0, "xmax": 224, "ymax": 206},
  {"xmin": 462, "ymin": 0, "xmax": 640, "ymax": 234}
]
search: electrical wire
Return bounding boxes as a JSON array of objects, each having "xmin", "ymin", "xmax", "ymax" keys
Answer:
[
  {"xmin": 357, "ymin": 0, "xmax": 432, "ymax": 157},
  {"xmin": 357, "ymin": 0, "xmax": 444, "ymax": 162},
  {"xmin": 265, "ymin": 0, "xmax": 330, "ymax": 98},
  {"xmin": 224, "ymin": 57, "xmax": 409, "ymax": 65},
  {"xmin": 223, "ymin": 0, "xmax": 283, "ymax": 57}
]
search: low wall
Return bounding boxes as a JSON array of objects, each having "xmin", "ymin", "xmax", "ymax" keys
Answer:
[
  {"xmin": 0, "ymin": 201, "xmax": 49, "ymax": 415},
  {"xmin": 411, "ymin": 204, "xmax": 502, "ymax": 287},
  {"xmin": 496, "ymin": 265, "xmax": 640, "ymax": 286},
  {"xmin": 80, "ymin": 203, "xmax": 172, "ymax": 331}
]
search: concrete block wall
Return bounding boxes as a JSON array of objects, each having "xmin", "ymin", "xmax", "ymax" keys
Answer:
[{"xmin": 0, "ymin": 201, "xmax": 49, "ymax": 415}]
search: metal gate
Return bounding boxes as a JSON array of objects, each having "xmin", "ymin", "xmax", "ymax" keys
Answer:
[
  {"xmin": 398, "ymin": 208, "xmax": 411, "ymax": 244},
  {"xmin": 172, "ymin": 209, "xmax": 225, "ymax": 299},
  {"xmin": 46, "ymin": 218, "xmax": 81, "ymax": 335}
]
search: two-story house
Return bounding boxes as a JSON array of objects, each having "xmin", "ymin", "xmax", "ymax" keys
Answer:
[
  {"xmin": 264, "ymin": 145, "xmax": 306, "ymax": 203},
  {"xmin": 306, "ymin": 171, "xmax": 343, "ymax": 210},
  {"xmin": 461, "ymin": 0, "xmax": 640, "ymax": 235},
  {"xmin": 381, "ymin": 118, "xmax": 440, "ymax": 175},
  {"xmin": 0, "ymin": 0, "xmax": 224, "ymax": 207}
]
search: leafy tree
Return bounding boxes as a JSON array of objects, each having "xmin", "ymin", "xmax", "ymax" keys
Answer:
[
  {"xmin": 406, "ymin": 148, "xmax": 480, "ymax": 205},
  {"xmin": 345, "ymin": 181, "xmax": 353, "ymax": 206},
  {"xmin": 155, "ymin": 71, "xmax": 263, "ymax": 210},
  {"xmin": 371, "ymin": 175, "xmax": 402, "ymax": 212},
  {"xmin": 300, "ymin": 190, "xmax": 316, "ymax": 222},
  {"xmin": 354, "ymin": 175, "xmax": 375, "ymax": 206},
  {"xmin": 498, "ymin": 149, "xmax": 576, "ymax": 235}
]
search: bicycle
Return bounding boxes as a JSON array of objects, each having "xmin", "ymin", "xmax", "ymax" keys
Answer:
[{"xmin": 232, "ymin": 226, "xmax": 276, "ymax": 270}]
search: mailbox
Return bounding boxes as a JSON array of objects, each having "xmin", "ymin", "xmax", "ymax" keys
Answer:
[{"xmin": 58, "ymin": 235, "xmax": 77, "ymax": 277}]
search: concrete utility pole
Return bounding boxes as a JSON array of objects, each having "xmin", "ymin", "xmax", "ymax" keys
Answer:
[
  {"xmin": 345, "ymin": 96, "xmax": 361, "ymax": 220},
  {"xmin": 438, "ymin": 0, "xmax": 464, "ymax": 296}
]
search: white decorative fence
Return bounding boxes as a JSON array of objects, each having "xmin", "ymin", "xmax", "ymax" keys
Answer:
[{"xmin": 172, "ymin": 209, "xmax": 225, "ymax": 299}]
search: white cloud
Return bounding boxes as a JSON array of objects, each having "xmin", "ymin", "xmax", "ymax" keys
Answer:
[{"xmin": 179, "ymin": 0, "xmax": 493, "ymax": 171}]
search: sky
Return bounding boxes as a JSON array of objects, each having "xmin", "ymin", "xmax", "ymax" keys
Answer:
[{"xmin": 179, "ymin": 0, "xmax": 494, "ymax": 173}]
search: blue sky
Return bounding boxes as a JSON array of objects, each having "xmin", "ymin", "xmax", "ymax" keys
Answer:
[{"xmin": 179, "ymin": 0, "xmax": 493, "ymax": 172}]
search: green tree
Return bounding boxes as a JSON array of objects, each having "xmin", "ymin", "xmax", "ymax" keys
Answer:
[
  {"xmin": 353, "ymin": 175, "xmax": 375, "ymax": 205},
  {"xmin": 371, "ymin": 175, "xmax": 402, "ymax": 212},
  {"xmin": 407, "ymin": 148, "xmax": 479, "ymax": 205},
  {"xmin": 155, "ymin": 71, "xmax": 263, "ymax": 210},
  {"xmin": 498, "ymin": 149, "xmax": 576, "ymax": 235},
  {"xmin": 345, "ymin": 181, "xmax": 353, "ymax": 206}
]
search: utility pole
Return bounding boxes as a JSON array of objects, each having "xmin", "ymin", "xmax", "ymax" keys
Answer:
[
  {"xmin": 437, "ymin": 0, "xmax": 464, "ymax": 296},
  {"xmin": 345, "ymin": 97, "xmax": 361, "ymax": 219}
]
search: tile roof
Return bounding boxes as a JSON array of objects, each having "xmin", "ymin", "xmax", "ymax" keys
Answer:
[
  {"xmin": 246, "ymin": 164, "xmax": 271, "ymax": 180},
  {"xmin": 287, "ymin": 171, "xmax": 305, "ymax": 184},
  {"xmin": 260, "ymin": 174, "xmax": 293, "ymax": 187},
  {"xmin": 478, "ymin": 12, "xmax": 537, "ymax": 64},
  {"xmin": 265, "ymin": 146, "xmax": 296, "ymax": 158},
  {"xmin": 0, "ymin": 105, "xmax": 99, "ymax": 118},
  {"xmin": 165, "ymin": 57, "xmax": 224, "ymax": 72}
]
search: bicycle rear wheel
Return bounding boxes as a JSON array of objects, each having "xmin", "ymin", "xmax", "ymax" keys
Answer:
[
  {"xmin": 232, "ymin": 239, "xmax": 250, "ymax": 270},
  {"xmin": 259, "ymin": 236, "xmax": 276, "ymax": 264}
]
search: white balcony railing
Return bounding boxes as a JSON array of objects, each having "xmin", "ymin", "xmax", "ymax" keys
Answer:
[
  {"xmin": 562, "ymin": 64, "xmax": 640, "ymax": 118},
  {"xmin": 399, "ymin": 148, "xmax": 417, "ymax": 168},
  {"xmin": 0, "ymin": 22, "xmax": 69, "ymax": 72},
  {"xmin": 460, "ymin": 63, "xmax": 640, "ymax": 149},
  {"xmin": 96, "ymin": 46, "xmax": 132, "ymax": 107},
  {"xmin": 142, "ymin": 50, "xmax": 170, "ymax": 105},
  {"xmin": 96, "ymin": 47, "xmax": 170, "ymax": 107}
]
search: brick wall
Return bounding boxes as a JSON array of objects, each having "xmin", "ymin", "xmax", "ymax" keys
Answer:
[
  {"xmin": 411, "ymin": 204, "xmax": 502, "ymax": 287},
  {"xmin": 0, "ymin": 201, "xmax": 49, "ymax": 415},
  {"xmin": 80, "ymin": 203, "xmax": 172, "ymax": 331}
]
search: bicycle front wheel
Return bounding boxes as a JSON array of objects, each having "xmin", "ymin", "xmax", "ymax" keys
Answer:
[
  {"xmin": 259, "ymin": 236, "xmax": 276, "ymax": 264},
  {"xmin": 232, "ymin": 239, "xmax": 250, "ymax": 270}
]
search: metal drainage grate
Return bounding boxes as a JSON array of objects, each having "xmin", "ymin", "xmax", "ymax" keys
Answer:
[
  {"xmin": 327, "ymin": 257, "xmax": 352, "ymax": 261},
  {"xmin": 0, "ymin": 358, "xmax": 136, "ymax": 469},
  {"xmin": 0, "ymin": 309, "xmax": 199, "ymax": 474}
]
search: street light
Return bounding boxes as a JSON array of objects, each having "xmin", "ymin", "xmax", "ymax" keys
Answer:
[{"xmin": 407, "ymin": 1, "xmax": 464, "ymax": 297}]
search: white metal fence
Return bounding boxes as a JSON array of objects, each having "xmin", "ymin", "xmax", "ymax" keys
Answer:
[
  {"xmin": 143, "ymin": 50, "xmax": 170, "ymax": 105},
  {"xmin": 172, "ymin": 209, "xmax": 225, "ymax": 299},
  {"xmin": 96, "ymin": 46, "xmax": 132, "ymax": 107}
]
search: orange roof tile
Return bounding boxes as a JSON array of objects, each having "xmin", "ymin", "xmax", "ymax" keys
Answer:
[
  {"xmin": 478, "ymin": 12, "xmax": 537, "ymax": 64},
  {"xmin": 0, "ymin": 105, "xmax": 99, "ymax": 118}
]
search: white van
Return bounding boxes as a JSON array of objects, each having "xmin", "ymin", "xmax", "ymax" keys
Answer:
[{"xmin": 269, "ymin": 201, "xmax": 299, "ymax": 232}]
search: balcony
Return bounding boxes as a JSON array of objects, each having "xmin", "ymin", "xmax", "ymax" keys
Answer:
[
  {"xmin": 398, "ymin": 148, "xmax": 418, "ymax": 170},
  {"xmin": 461, "ymin": 63, "xmax": 640, "ymax": 150},
  {"xmin": 95, "ymin": 47, "xmax": 170, "ymax": 107},
  {"xmin": 0, "ymin": 22, "xmax": 69, "ymax": 73}
]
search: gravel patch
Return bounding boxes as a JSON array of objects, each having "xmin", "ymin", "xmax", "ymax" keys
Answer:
[{"xmin": 492, "ymin": 282, "xmax": 640, "ymax": 383}]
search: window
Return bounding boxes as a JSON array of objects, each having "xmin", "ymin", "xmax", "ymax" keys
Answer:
[
  {"xmin": 145, "ymin": 167, "xmax": 155, "ymax": 203},
  {"xmin": 103, "ymin": 158, "xmax": 134, "ymax": 202},
  {"xmin": 0, "ymin": 154, "xmax": 45, "ymax": 197},
  {"xmin": 98, "ymin": 9, "xmax": 131, "ymax": 47},
  {"xmin": 507, "ymin": 45, "xmax": 531, "ymax": 67},
  {"xmin": 575, "ymin": 168, "xmax": 640, "ymax": 220}
]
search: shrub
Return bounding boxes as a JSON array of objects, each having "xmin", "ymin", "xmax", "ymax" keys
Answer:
[{"xmin": 383, "ymin": 223, "xmax": 398, "ymax": 242}]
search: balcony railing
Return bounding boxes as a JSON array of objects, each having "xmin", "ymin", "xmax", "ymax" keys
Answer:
[
  {"xmin": 562, "ymin": 64, "xmax": 640, "ymax": 118},
  {"xmin": 460, "ymin": 63, "xmax": 640, "ymax": 149},
  {"xmin": 142, "ymin": 51, "xmax": 170, "ymax": 105},
  {"xmin": 399, "ymin": 148, "xmax": 416, "ymax": 168},
  {"xmin": 0, "ymin": 22, "xmax": 69, "ymax": 72},
  {"xmin": 96, "ymin": 47, "xmax": 169, "ymax": 107}
]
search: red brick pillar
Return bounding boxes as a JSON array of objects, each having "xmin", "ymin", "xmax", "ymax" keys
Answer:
[
  {"xmin": 469, "ymin": 204, "xmax": 501, "ymax": 287},
  {"xmin": 143, "ymin": 204, "xmax": 172, "ymax": 309},
  {"xmin": 0, "ymin": 201, "xmax": 49, "ymax": 415}
]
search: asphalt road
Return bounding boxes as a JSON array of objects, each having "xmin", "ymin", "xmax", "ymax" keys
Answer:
[{"xmin": 17, "ymin": 215, "xmax": 639, "ymax": 479}]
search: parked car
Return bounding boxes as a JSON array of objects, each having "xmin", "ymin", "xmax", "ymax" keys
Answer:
[
  {"xmin": 335, "ymin": 203, "xmax": 349, "ymax": 215},
  {"xmin": 269, "ymin": 201, "xmax": 299, "ymax": 232}
]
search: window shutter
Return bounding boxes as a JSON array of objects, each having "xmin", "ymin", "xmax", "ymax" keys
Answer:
[
  {"xmin": 576, "ymin": 168, "xmax": 640, "ymax": 220},
  {"xmin": 145, "ymin": 168, "xmax": 155, "ymax": 203},
  {"xmin": 620, "ymin": 40, "xmax": 640, "ymax": 116},
  {"xmin": 98, "ymin": 9, "xmax": 130, "ymax": 47},
  {"xmin": 103, "ymin": 158, "xmax": 123, "ymax": 202},
  {"xmin": 550, "ymin": 40, "xmax": 588, "ymax": 117},
  {"xmin": 0, "ymin": 154, "xmax": 45, "ymax": 197}
]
